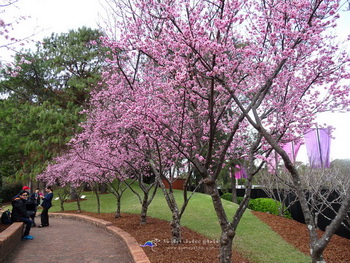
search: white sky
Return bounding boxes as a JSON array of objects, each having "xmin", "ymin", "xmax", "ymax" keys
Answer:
[
  {"xmin": 1, "ymin": 0, "xmax": 102, "ymax": 62},
  {"xmin": 1, "ymin": 0, "xmax": 350, "ymax": 162}
]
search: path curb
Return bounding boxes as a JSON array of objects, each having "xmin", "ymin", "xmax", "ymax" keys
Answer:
[
  {"xmin": 50, "ymin": 213, "xmax": 151, "ymax": 263},
  {"xmin": 0, "ymin": 222, "xmax": 23, "ymax": 263}
]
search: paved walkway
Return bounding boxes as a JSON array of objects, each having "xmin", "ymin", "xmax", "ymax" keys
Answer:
[{"xmin": 6, "ymin": 217, "xmax": 134, "ymax": 263}]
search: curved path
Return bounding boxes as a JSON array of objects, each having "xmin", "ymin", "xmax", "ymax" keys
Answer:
[{"xmin": 6, "ymin": 217, "xmax": 134, "ymax": 263}]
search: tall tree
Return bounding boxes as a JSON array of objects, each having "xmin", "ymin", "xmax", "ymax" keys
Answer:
[
  {"xmin": 0, "ymin": 27, "xmax": 107, "ymax": 182},
  {"xmin": 0, "ymin": 99, "xmax": 23, "ymax": 187},
  {"xmin": 0, "ymin": 27, "xmax": 106, "ymax": 106}
]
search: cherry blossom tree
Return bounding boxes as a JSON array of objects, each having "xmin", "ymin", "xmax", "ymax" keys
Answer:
[
  {"xmin": 70, "ymin": 82, "xmax": 204, "ymax": 239},
  {"xmin": 94, "ymin": 1, "xmax": 350, "ymax": 262},
  {"xmin": 37, "ymin": 151, "xmax": 109, "ymax": 213}
]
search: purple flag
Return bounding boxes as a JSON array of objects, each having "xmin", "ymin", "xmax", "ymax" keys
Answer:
[
  {"xmin": 304, "ymin": 128, "xmax": 331, "ymax": 168},
  {"xmin": 282, "ymin": 141, "xmax": 302, "ymax": 163},
  {"xmin": 234, "ymin": 165, "xmax": 247, "ymax": 179},
  {"xmin": 267, "ymin": 141, "xmax": 302, "ymax": 173}
]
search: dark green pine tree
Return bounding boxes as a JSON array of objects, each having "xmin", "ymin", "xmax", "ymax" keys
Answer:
[{"xmin": 0, "ymin": 27, "xmax": 108, "ymax": 183}]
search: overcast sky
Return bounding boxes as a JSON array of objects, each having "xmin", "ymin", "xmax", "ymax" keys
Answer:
[{"xmin": 2, "ymin": 0, "xmax": 350, "ymax": 162}]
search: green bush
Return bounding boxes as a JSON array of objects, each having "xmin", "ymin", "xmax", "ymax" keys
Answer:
[
  {"xmin": 236, "ymin": 196, "xmax": 244, "ymax": 205},
  {"xmin": 221, "ymin": 193, "xmax": 232, "ymax": 202},
  {"xmin": 221, "ymin": 195, "xmax": 292, "ymax": 218},
  {"xmin": 248, "ymin": 198, "xmax": 292, "ymax": 218},
  {"xmin": 221, "ymin": 194, "xmax": 244, "ymax": 205},
  {"xmin": 0, "ymin": 183, "xmax": 22, "ymax": 203}
]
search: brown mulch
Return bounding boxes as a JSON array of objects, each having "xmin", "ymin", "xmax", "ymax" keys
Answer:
[
  {"xmin": 77, "ymin": 211, "xmax": 250, "ymax": 263},
  {"xmin": 1, "ymin": 210, "xmax": 349, "ymax": 262},
  {"xmin": 252, "ymin": 211, "xmax": 350, "ymax": 263}
]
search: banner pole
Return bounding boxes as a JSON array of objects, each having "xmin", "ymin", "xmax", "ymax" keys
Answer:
[{"xmin": 316, "ymin": 124, "xmax": 323, "ymax": 168}]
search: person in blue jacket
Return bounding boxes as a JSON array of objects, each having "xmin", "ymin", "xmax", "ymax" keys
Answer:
[
  {"xmin": 11, "ymin": 190, "xmax": 34, "ymax": 240},
  {"xmin": 38, "ymin": 186, "xmax": 53, "ymax": 228}
]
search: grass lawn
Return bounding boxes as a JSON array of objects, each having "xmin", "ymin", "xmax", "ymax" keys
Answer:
[{"xmin": 42, "ymin": 185, "xmax": 309, "ymax": 263}]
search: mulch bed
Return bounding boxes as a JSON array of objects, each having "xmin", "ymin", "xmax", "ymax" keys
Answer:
[
  {"xmin": 252, "ymin": 211, "xmax": 350, "ymax": 263},
  {"xmin": 77, "ymin": 211, "xmax": 250, "ymax": 263}
]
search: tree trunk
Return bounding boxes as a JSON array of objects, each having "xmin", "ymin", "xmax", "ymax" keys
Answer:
[
  {"xmin": 231, "ymin": 176, "xmax": 237, "ymax": 203},
  {"xmin": 36, "ymin": 180, "xmax": 40, "ymax": 189},
  {"xmin": 169, "ymin": 210, "xmax": 182, "ymax": 244},
  {"xmin": 60, "ymin": 201, "xmax": 65, "ymax": 211},
  {"xmin": 219, "ymin": 228, "xmax": 235, "ymax": 263},
  {"xmin": 115, "ymin": 196, "xmax": 121, "ymax": 218},
  {"xmin": 70, "ymin": 186, "xmax": 79, "ymax": 200},
  {"xmin": 205, "ymin": 180, "xmax": 235, "ymax": 263},
  {"xmin": 311, "ymin": 252, "xmax": 326, "ymax": 263},
  {"xmin": 58, "ymin": 193, "xmax": 65, "ymax": 211},
  {"xmin": 140, "ymin": 193, "xmax": 148, "ymax": 225},
  {"xmin": 203, "ymin": 184, "xmax": 211, "ymax": 194},
  {"xmin": 310, "ymin": 195, "xmax": 350, "ymax": 263},
  {"xmin": 76, "ymin": 198, "xmax": 81, "ymax": 213},
  {"xmin": 93, "ymin": 185, "xmax": 101, "ymax": 214},
  {"xmin": 151, "ymin": 161, "xmax": 182, "ymax": 244}
]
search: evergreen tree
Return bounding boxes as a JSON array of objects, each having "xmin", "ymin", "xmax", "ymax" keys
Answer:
[{"xmin": 0, "ymin": 27, "xmax": 108, "ymax": 182}]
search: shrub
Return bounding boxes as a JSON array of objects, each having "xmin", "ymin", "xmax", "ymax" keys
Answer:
[
  {"xmin": 236, "ymin": 196, "xmax": 244, "ymax": 205},
  {"xmin": 221, "ymin": 193, "xmax": 232, "ymax": 202},
  {"xmin": 0, "ymin": 182, "xmax": 22, "ymax": 203},
  {"xmin": 221, "ymin": 195, "xmax": 292, "ymax": 218},
  {"xmin": 221, "ymin": 194, "xmax": 244, "ymax": 205},
  {"xmin": 249, "ymin": 198, "xmax": 292, "ymax": 218}
]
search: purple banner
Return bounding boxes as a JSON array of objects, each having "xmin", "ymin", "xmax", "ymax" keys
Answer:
[
  {"xmin": 304, "ymin": 128, "xmax": 331, "ymax": 168},
  {"xmin": 282, "ymin": 141, "xmax": 302, "ymax": 163},
  {"xmin": 267, "ymin": 141, "xmax": 302, "ymax": 173},
  {"xmin": 234, "ymin": 165, "xmax": 247, "ymax": 179}
]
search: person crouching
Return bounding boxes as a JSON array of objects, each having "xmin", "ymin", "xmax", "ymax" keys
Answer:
[{"xmin": 11, "ymin": 190, "xmax": 34, "ymax": 240}]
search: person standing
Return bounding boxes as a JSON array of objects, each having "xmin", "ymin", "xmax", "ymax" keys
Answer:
[
  {"xmin": 39, "ymin": 186, "xmax": 53, "ymax": 228},
  {"xmin": 11, "ymin": 190, "xmax": 34, "ymax": 240},
  {"xmin": 31, "ymin": 188, "xmax": 41, "ymax": 206},
  {"xmin": 27, "ymin": 188, "xmax": 40, "ymax": 227}
]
